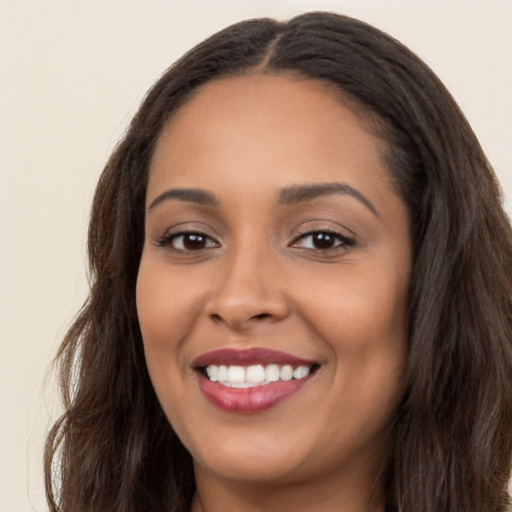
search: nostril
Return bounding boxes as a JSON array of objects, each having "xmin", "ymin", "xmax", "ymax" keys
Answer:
[
  {"xmin": 253, "ymin": 313, "xmax": 271, "ymax": 320},
  {"xmin": 209, "ymin": 311, "xmax": 273, "ymax": 326}
]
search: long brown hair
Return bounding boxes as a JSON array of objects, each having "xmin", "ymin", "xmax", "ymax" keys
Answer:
[{"xmin": 44, "ymin": 12, "xmax": 512, "ymax": 512}]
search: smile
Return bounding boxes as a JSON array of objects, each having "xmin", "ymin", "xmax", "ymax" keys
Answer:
[
  {"xmin": 193, "ymin": 348, "xmax": 319, "ymax": 413},
  {"xmin": 204, "ymin": 363, "xmax": 313, "ymax": 387}
]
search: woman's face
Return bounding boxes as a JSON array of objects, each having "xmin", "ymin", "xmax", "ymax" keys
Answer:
[{"xmin": 137, "ymin": 74, "xmax": 411, "ymax": 489}]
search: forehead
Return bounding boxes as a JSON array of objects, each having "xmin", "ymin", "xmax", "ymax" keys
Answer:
[
  {"xmin": 148, "ymin": 73, "xmax": 390, "ymax": 194},
  {"xmin": 157, "ymin": 73, "xmax": 377, "ymax": 150}
]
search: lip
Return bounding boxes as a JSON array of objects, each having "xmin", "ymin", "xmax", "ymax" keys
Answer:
[
  {"xmin": 197, "ymin": 376, "xmax": 313, "ymax": 413},
  {"xmin": 193, "ymin": 348, "xmax": 316, "ymax": 367},
  {"xmin": 193, "ymin": 348, "xmax": 318, "ymax": 414}
]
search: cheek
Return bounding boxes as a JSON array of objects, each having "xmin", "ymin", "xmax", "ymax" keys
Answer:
[
  {"xmin": 293, "ymin": 262, "xmax": 409, "ymax": 348},
  {"xmin": 135, "ymin": 262, "xmax": 196, "ymax": 429},
  {"xmin": 136, "ymin": 256, "xmax": 205, "ymax": 344},
  {"xmin": 292, "ymin": 263, "xmax": 409, "ymax": 407},
  {"xmin": 136, "ymin": 259, "xmax": 196, "ymax": 385}
]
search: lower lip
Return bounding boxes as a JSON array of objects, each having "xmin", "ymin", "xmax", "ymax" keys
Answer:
[{"xmin": 197, "ymin": 375, "xmax": 312, "ymax": 413}]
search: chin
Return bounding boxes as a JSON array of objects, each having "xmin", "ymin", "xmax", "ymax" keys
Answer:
[
  {"xmin": 193, "ymin": 448, "xmax": 311, "ymax": 485},
  {"xmin": 181, "ymin": 421, "xmax": 318, "ymax": 484}
]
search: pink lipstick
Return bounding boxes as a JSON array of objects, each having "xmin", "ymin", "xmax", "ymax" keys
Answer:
[{"xmin": 193, "ymin": 348, "xmax": 318, "ymax": 413}]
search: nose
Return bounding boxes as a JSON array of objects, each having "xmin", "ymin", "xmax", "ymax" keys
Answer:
[{"xmin": 205, "ymin": 246, "xmax": 289, "ymax": 331}]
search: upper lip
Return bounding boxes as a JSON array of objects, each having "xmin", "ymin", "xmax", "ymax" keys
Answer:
[{"xmin": 193, "ymin": 348, "xmax": 317, "ymax": 368}]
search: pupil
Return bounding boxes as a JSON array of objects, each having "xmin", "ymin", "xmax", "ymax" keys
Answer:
[
  {"xmin": 313, "ymin": 233, "xmax": 334, "ymax": 249},
  {"xmin": 184, "ymin": 234, "xmax": 206, "ymax": 250}
]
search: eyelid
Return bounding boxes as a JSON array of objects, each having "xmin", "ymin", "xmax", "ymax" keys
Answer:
[
  {"xmin": 290, "ymin": 218, "xmax": 356, "ymax": 240},
  {"xmin": 153, "ymin": 228, "xmax": 221, "ymax": 252},
  {"xmin": 290, "ymin": 229, "xmax": 355, "ymax": 249}
]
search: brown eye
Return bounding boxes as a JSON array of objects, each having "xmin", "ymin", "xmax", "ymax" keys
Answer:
[
  {"xmin": 164, "ymin": 232, "xmax": 219, "ymax": 251},
  {"xmin": 310, "ymin": 232, "xmax": 337, "ymax": 249},
  {"xmin": 292, "ymin": 231, "xmax": 354, "ymax": 251},
  {"xmin": 181, "ymin": 234, "xmax": 208, "ymax": 250}
]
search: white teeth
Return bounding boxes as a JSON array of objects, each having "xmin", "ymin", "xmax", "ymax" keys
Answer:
[
  {"xmin": 206, "ymin": 365, "xmax": 218, "ymax": 381},
  {"xmin": 217, "ymin": 365, "xmax": 228, "ymax": 382},
  {"xmin": 246, "ymin": 364, "xmax": 265, "ymax": 384},
  {"xmin": 294, "ymin": 365, "xmax": 310, "ymax": 379},
  {"xmin": 280, "ymin": 365, "xmax": 293, "ymax": 381},
  {"xmin": 204, "ymin": 363, "xmax": 313, "ymax": 386},
  {"xmin": 265, "ymin": 364, "xmax": 280, "ymax": 382},
  {"xmin": 227, "ymin": 365, "xmax": 245, "ymax": 383}
]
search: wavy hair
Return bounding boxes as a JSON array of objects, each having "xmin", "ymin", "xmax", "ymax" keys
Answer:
[{"xmin": 44, "ymin": 12, "xmax": 512, "ymax": 512}]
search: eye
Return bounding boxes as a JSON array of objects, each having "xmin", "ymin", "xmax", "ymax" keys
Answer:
[
  {"xmin": 291, "ymin": 230, "xmax": 354, "ymax": 251},
  {"xmin": 156, "ymin": 232, "xmax": 219, "ymax": 252}
]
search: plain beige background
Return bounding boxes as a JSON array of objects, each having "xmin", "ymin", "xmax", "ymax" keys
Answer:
[{"xmin": 1, "ymin": 1, "xmax": 510, "ymax": 510}]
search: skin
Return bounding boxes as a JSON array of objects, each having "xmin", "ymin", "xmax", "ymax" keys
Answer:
[{"xmin": 136, "ymin": 74, "xmax": 412, "ymax": 512}]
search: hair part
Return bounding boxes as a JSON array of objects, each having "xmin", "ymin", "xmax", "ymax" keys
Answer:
[{"xmin": 45, "ymin": 12, "xmax": 512, "ymax": 512}]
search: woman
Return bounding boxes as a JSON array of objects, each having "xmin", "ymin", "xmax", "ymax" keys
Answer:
[{"xmin": 44, "ymin": 12, "xmax": 512, "ymax": 512}]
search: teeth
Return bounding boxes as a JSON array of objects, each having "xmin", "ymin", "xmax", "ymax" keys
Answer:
[
  {"xmin": 206, "ymin": 365, "xmax": 218, "ymax": 381},
  {"xmin": 280, "ymin": 365, "xmax": 293, "ymax": 381},
  {"xmin": 204, "ymin": 363, "xmax": 313, "ymax": 386},
  {"xmin": 265, "ymin": 364, "xmax": 280, "ymax": 382},
  {"xmin": 293, "ymin": 366, "xmax": 309, "ymax": 379},
  {"xmin": 217, "ymin": 365, "xmax": 228, "ymax": 382},
  {"xmin": 246, "ymin": 364, "xmax": 265, "ymax": 384},
  {"xmin": 227, "ymin": 365, "xmax": 245, "ymax": 383}
]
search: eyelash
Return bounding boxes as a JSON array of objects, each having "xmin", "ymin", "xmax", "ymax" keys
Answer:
[
  {"xmin": 155, "ymin": 228, "xmax": 355, "ymax": 254},
  {"xmin": 155, "ymin": 231, "xmax": 219, "ymax": 252},
  {"xmin": 290, "ymin": 229, "xmax": 355, "ymax": 252}
]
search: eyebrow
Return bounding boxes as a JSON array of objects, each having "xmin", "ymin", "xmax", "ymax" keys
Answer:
[
  {"xmin": 148, "ymin": 188, "xmax": 219, "ymax": 210},
  {"xmin": 278, "ymin": 182, "xmax": 379, "ymax": 216},
  {"xmin": 147, "ymin": 182, "xmax": 378, "ymax": 216}
]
